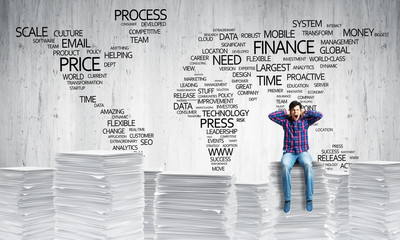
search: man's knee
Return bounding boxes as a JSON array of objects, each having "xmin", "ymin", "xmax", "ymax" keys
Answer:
[
  {"xmin": 304, "ymin": 163, "xmax": 313, "ymax": 173},
  {"xmin": 281, "ymin": 161, "xmax": 291, "ymax": 174},
  {"xmin": 301, "ymin": 162, "xmax": 313, "ymax": 178},
  {"xmin": 299, "ymin": 153, "xmax": 312, "ymax": 167}
]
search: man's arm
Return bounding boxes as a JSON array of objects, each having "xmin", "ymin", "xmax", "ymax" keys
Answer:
[
  {"xmin": 303, "ymin": 110, "xmax": 323, "ymax": 125},
  {"xmin": 268, "ymin": 110, "xmax": 287, "ymax": 126}
]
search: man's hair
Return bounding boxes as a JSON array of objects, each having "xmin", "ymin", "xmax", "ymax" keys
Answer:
[{"xmin": 289, "ymin": 100, "xmax": 302, "ymax": 110}]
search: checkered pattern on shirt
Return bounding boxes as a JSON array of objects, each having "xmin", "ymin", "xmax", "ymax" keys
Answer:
[{"xmin": 268, "ymin": 110, "xmax": 323, "ymax": 154}]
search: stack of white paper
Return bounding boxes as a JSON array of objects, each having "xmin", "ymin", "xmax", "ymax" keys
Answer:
[
  {"xmin": 144, "ymin": 170, "xmax": 161, "ymax": 240},
  {"xmin": 349, "ymin": 161, "xmax": 400, "ymax": 240},
  {"xmin": 54, "ymin": 151, "xmax": 144, "ymax": 240},
  {"xmin": 269, "ymin": 161, "xmax": 329, "ymax": 240},
  {"xmin": 0, "ymin": 167, "xmax": 54, "ymax": 240},
  {"xmin": 235, "ymin": 183, "xmax": 273, "ymax": 240},
  {"xmin": 154, "ymin": 173, "xmax": 237, "ymax": 240},
  {"xmin": 326, "ymin": 172, "xmax": 349, "ymax": 240}
]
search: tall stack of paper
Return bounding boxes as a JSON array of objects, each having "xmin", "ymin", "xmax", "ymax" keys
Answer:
[
  {"xmin": 0, "ymin": 167, "xmax": 54, "ymax": 240},
  {"xmin": 54, "ymin": 151, "xmax": 144, "ymax": 240},
  {"xmin": 235, "ymin": 183, "xmax": 273, "ymax": 240},
  {"xmin": 349, "ymin": 161, "xmax": 400, "ymax": 240},
  {"xmin": 269, "ymin": 161, "xmax": 329, "ymax": 240},
  {"xmin": 144, "ymin": 170, "xmax": 161, "ymax": 240},
  {"xmin": 154, "ymin": 173, "xmax": 237, "ymax": 240},
  {"xmin": 326, "ymin": 172, "xmax": 349, "ymax": 240}
]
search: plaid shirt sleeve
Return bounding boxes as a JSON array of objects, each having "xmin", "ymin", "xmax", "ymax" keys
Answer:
[
  {"xmin": 268, "ymin": 110, "xmax": 287, "ymax": 126},
  {"xmin": 303, "ymin": 110, "xmax": 323, "ymax": 125}
]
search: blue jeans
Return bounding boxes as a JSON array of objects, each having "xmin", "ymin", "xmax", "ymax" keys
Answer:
[{"xmin": 281, "ymin": 151, "xmax": 313, "ymax": 201}]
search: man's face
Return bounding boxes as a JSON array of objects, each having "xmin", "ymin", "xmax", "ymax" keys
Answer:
[{"xmin": 290, "ymin": 105, "xmax": 301, "ymax": 121}]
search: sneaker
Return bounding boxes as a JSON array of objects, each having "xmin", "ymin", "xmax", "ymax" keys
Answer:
[
  {"xmin": 306, "ymin": 200, "xmax": 313, "ymax": 212},
  {"xmin": 284, "ymin": 200, "xmax": 291, "ymax": 213}
]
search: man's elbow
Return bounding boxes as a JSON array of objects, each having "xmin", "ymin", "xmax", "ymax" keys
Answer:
[{"xmin": 268, "ymin": 113, "xmax": 275, "ymax": 121}]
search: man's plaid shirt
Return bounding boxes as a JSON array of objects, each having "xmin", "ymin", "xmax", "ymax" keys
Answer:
[{"xmin": 269, "ymin": 110, "xmax": 323, "ymax": 154}]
